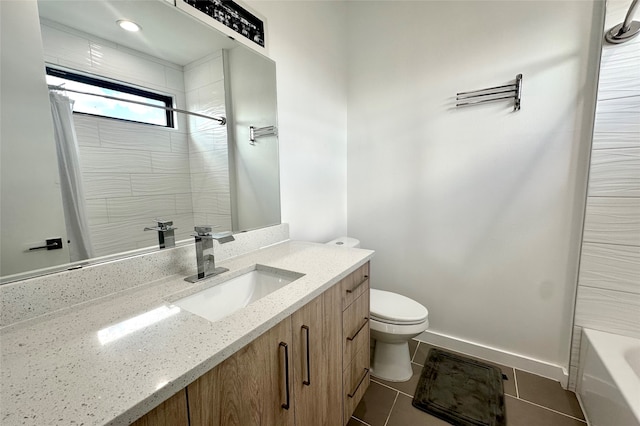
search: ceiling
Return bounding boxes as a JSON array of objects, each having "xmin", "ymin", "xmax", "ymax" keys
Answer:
[{"xmin": 37, "ymin": 0, "xmax": 238, "ymax": 66}]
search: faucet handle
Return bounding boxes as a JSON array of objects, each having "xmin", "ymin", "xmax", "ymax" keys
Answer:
[
  {"xmin": 155, "ymin": 219, "xmax": 175, "ymax": 230},
  {"xmin": 194, "ymin": 225, "xmax": 219, "ymax": 235}
]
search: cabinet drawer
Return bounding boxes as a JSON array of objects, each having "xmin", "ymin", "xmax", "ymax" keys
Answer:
[
  {"xmin": 341, "ymin": 262, "xmax": 370, "ymax": 310},
  {"xmin": 342, "ymin": 289, "xmax": 369, "ymax": 369},
  {"xmin": 343, "ymin": 346, "xmax": 370, "ymax": 425}
]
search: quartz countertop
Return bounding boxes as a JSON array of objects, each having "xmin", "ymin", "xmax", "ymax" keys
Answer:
[{"xmin": 0, "ymin": 241, "xmax": 374, "ymax": 425}]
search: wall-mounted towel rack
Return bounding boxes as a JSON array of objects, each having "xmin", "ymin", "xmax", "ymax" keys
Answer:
[
  {"xmin": 249, "ymin": 125, "xmax": 278, "ymax": 145},
  {"xmin": 456, "ymin": 74, "xmax": 522, "ymax": 111}
]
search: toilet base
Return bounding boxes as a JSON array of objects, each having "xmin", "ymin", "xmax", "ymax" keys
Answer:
[{"xmin": 371, "ymin": 340, "xmax": 413, "ymax": 382}]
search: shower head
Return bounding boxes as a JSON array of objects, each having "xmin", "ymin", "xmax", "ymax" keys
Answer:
[{"xmin": 605, "ymin": 0, "xmax": 640, "ymax": 44}]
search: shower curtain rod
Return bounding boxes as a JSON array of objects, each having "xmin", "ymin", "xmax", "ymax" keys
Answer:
[{"xmin": 48, "ymin": 85, "xmax": 226, "ymax": 125}]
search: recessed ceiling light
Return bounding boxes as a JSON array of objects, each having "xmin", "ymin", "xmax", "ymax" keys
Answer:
[{"xmin": 117, "ymin": 20, "xmax": 141, "ymax": 32}]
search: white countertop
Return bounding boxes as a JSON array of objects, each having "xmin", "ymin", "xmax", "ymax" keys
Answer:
[{"xmin": 0, "ymin": 241, "xmax": 374, "ymax": 425}]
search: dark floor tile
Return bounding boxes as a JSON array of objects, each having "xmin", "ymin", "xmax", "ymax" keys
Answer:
[
  {"xmin": 353, "ymin": 381, "xmax": 397, "ymax": 426},
  {"xmin": 372, "ymin": 362, "xmax": 422, "ymax": 397},
  {"xmin": 515, "ymin": 370, "xmax": 585, "ymax": 420},
  {"xmin": 505, "ymin": 395, "xmax": 586, "ymax": 426},
  {"xmin": 412, "ymin": 341, "xmax": 434, "ymax": 365},
  {"xmin": 347, "ymin": 416, "xmax": 369, "ymax": 426},
  {"xmin": 412, "ymin": 342, "xmax": 517, "ymax": 397},
  {"xmin": 408, "ymin": 339, "xmax": 418, "ymax": 360},
  {"xmin": 385, "ymin": 393, "xmax": 452, "ymax": 426}
]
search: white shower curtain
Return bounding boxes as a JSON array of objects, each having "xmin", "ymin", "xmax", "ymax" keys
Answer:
[{"xmin": 49, "ymin": 92, "xmax": 94, "ymax": 261}]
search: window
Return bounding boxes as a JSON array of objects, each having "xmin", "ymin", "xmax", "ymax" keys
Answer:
[{"xmin": 46, "ymin": 67, "xmax": 174, "ymax": 128}]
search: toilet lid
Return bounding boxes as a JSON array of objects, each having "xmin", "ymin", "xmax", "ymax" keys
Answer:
[{"xmin": 370, "ymin": 289, "xmax": 428, "ymax": 325}]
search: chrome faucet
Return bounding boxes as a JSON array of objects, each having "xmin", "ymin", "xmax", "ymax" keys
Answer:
[
  {"xmin": 144, "ymin": 219, "xmax": 176, "ymax": 249},
  {"xmin": 185, "ymin": 226, "xmax": 235, "ymax": 283}
]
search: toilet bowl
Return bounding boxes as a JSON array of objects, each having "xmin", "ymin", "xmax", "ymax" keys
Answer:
[
  {"xmin": 370, "ymin": 289, "xmax": 429, "ymax": 382},
  {"xmin": 326, "ymin": 237, "xmax": 429, "ymax": 382}
]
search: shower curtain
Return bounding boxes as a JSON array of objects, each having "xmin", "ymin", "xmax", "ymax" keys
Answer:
[{"xmin": 49, "ymin": 92, "xmax": 94, "ymax": 261}]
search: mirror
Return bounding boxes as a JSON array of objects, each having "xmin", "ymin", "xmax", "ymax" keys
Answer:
[{"xmin": 0, "ymin": 0, "xmax": 280, "ymax": 281}]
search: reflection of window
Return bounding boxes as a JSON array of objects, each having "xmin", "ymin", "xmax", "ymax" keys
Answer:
[{"xmin": 46, "ymin": 67, "xmax": 174, "ymax": 128}]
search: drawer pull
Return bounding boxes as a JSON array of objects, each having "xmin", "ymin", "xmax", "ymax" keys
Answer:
[
  {"xmin": 279, "ymin": 342, "xmax": 291, "ymax": 410},
  {"xmin": 302, "ymin": 325, "xmax": 311, "ymax": 386},
  {"xmin": 346, "ymin": 317, "xmax": 369, "ymax": 342},
  {"xmin": 346, "ymin": 275, "xmax": 369, "ymax": 294},
  {"xmin": 348, "ymin": 368, "xmax": 370, "ymax": 398}
]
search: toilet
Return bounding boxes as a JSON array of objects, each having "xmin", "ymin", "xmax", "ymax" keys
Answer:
[
  {"xmin": 326, "ymin": 237, "xmax": 429, "ymax": 382},
  {"xmin": 369, "ymin": 289, "xmax": 428, "ymax": 382}
]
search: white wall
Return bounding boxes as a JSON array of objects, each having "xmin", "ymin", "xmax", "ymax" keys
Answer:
[
  {"xmin": 568, "ymin": 0, "xmax": 640, "ymax": 390},
  {"xmin": 246, "ymin": 0, "xmax": 349, "ymax": 242},
  {"xmin": 225, "ymin": 46, "xmax": 280, "ymax": 231},
  {"xmin": 346, "ymin": 0, "xmax": 603, "ymax": 380},
  {"xmin": 0, "ymin": 1, "xmax": 70, "ymax": 276}
]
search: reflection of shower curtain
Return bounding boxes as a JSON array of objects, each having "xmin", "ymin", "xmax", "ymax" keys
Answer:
[{"xmin": 49, "ymin": 92, "xmax": 94, "ymax": 261}]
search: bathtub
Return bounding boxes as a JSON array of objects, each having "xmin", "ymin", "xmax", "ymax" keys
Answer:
[{"xmin": 577, "ymin": 328, "xmax": 640, "ymax": 426}]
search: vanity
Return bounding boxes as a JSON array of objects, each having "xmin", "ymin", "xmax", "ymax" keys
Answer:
[{"xmin": 0, "ymin": 239, "xmax": 373, "ymax": 425}]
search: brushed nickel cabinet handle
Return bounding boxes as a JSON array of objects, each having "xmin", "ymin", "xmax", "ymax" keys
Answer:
[
  {"xmin": 348, "ymin": 368, "xmax": 370, "ymax": 398},
  {"xmin": 346, "ymin": 317, "xmax": 369, "ymax": 342},
  {"xmin": 346, "ymin": 275, "xmax": 369, "ymax": 294}
]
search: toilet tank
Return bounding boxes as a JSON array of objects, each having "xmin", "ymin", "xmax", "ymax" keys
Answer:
[{"xmin": 326, "ymin": 237, "xmax": 360, "ymax": 248}]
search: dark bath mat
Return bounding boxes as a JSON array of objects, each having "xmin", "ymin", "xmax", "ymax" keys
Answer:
[{"xmin": 412, "ymin": 348, "xmax": 506, "ymax": 426}]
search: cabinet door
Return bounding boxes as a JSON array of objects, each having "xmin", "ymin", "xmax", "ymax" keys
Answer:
[
  {"xmin": 291, "ymin": 285, "xmax": 342, "ymax": 425},
  {"xmin": 187, "ymin": 318, "xmax": 295, "ymax": 426},
  {"xmin": 131, "ymin": 389, "xmax": 189, "ymax": 426}
]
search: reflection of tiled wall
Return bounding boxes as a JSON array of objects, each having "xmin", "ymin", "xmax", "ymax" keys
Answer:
[
  {"xmin": 41, "ymin": 21, "xmax": 195, "ymax": 256},
  {"xmin": 185, "ymin": 52, "xmax": 232, "ymax": 231},
  {"xmin": 568, "ymin": 0, "xmax": 640, "ymax": 390}
]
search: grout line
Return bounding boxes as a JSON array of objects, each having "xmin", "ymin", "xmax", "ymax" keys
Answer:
[
  {"xmin": 350, "ymin": 415, "xmax": 372, "ymax": 426},
  {"xmin": 506, "ymin": 395, "xmax": 587, "ymax": 423},
  {"xmin": 371, "ymin": 378, "xmax": 414, "ymax": 399},
  {"xmin": 410, "ymin": 341, "xmax": 418, "ymax": 363},
  {"xmin": 513, "ymin": 367, "xmax": 519, "ymax": 398},
  {"xmin": 382, "ymin": 391, "xmax": 400, "ymax": 426}
]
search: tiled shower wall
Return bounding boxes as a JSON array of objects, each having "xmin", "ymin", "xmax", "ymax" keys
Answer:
[
  {"xmin": 568, "ymin": 0, "xmax": 640, "ymax": 390},
  {"xmin": 184, "ymin": 52, "xmax": 232, "ymax": 231},
  {"xmin": 40, "ymin": 20, "xmax": 230, "ymax": 257}
]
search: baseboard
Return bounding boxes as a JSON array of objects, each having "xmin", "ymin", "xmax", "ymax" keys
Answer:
[{"xmin": 416, "ymin": 330, "xmax": 569, "ymax": 388}]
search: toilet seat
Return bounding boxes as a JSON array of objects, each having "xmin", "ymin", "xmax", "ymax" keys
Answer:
[{"xmin": 370, "ymin": 289, "xmax": 428, "ymax": 326}]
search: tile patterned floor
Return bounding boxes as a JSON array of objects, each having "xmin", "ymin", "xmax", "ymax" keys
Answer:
[{"xmin": 348, "ymin": 340, "xmax": 586, "ymax": 426}]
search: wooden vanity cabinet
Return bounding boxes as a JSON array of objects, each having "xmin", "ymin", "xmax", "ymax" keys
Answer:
[
  {"xmin": 341, "ymin": 263, "xmax": 370, "ymax": 424},
  {"xmin": 187, "ymin": 318, "xmax": 294, "ymax": 426},
  {"xmin": 135, "ymin": 262, "xmax": 370, "ymax": 426},
  {"xmin": 291, "ymin": 283, "xmax": 343, "ymax": 426},
  {"xmin": 131, "ymin": 389, "xmax": 189, "ymax": 426}
]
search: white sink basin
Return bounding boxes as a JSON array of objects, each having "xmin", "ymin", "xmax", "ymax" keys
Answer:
[{"xmin": 173, "ymin": 266, "xmax": 303, "ymax": 323}]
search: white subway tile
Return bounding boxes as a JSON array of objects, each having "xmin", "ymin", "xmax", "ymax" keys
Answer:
[
  {"xmin": 583, "ymin": 197, "xmax": 640, "ymax": 246},
  {"xmin": 164, "ymin": 66, "xmax": 185, "ymax": 91},
  {"xmin": 79, "ymin": 147, "xmax": 152, "ymax": 174},
  {"xmin": 574, "ymin": 286, "xmax": 640, "ymax": 339},
  {"xmin": 82, "ymin": 174, "xmax": 132, "ymax": 199},
  {"xmin": 40, "ymin": 24, "xmax": 92, "ymax": 69},
  {"xmin": 73, "ymin": 117, "xmax": 101, "ymax": 147},
  {"xmin": 131, "ymin": 174, "xmax": 191, "ymax": 196},
  {"xmin": 85, "ymin": 198, "xmax": 109, "ymax": 226},
  {"xmin": 592, "ymin": 131, "xmax": 640, "ymax": 150},
  {"xmin": 106, "ymin": 195, "xmax": 177, "ymax": 222},
  {"xmin": 588, "ymin": 147, "xmax": 640, "ymax": 196},
  {"xmin": 151, "ymin": 152, "xmax": 191, "ymax": 174},
  {"xmin": 170, "ymin": 132, "xmax": 189, "ymax": 153},
  {"xmin": 98, "ymin": 121, "xmax": 172, "ymax": 152},
  {"xmin": 579, "ymin": 242, "xmax": 640, "ymax": 294},
  {"xmin": 89, "ymin": 42, "xmax": 166, "ymax": 88}
]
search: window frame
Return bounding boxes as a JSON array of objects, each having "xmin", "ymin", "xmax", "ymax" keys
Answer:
[{"xmin": 46, "ymin": 67, "xmax": 175, "ymax": 128}]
